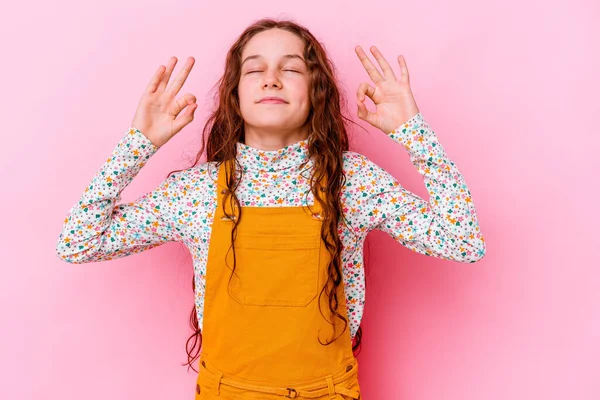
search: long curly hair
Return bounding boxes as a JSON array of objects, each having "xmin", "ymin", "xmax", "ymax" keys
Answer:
[{"xmin": 168, "ymin": 18, "xmax": 365, "ymax": 374}]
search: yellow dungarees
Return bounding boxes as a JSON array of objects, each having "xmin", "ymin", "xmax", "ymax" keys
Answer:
[{"xmin": 195, "ymin": 160, "xmax": 361, "ymax": 400}]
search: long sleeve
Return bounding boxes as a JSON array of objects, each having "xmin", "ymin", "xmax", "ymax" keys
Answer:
[
  {"xmin": 344, "ymin": 112, "xmax": 486, "ymax": 263},
  {"xmin": 55, "ymin": 127, "xmax": 185, "ymax": 264}
]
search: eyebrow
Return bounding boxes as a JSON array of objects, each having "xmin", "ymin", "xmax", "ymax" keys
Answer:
[{"xmin": 241, "ymin": 54, "xmax": 306, "ymax": 67}]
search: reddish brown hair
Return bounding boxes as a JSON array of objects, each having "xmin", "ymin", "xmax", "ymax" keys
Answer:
[{"xmin": 169, "ymin": 18, "xmax": 365, "ymax": 373}]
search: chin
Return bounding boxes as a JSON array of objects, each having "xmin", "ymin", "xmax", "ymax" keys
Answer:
[
  {"xmin": 254, "ymin": 123, "xmax": 291, "ymax": 131},
  {"xmin": 250, "ymin": 116, "xmax": 292, "ymax": 127}
]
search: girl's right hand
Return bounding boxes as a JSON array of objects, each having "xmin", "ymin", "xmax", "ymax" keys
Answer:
[{"xmin": 131, "ymin": 56, "xmax": 197, "ymax": 148}]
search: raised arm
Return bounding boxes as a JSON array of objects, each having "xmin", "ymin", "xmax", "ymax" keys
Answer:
[
  {"xmin": 349, "ymin": 46, "xmax": 485, "ymax": 262},
  {"xmin": 346, "ymin": 113, "xmax": 485, "ymax": 263},
  {"xmin": 56, "ymin": 56, "xmax": 199, "ymax": 263},
  {"xmin": 56, "ymin": 128, "xmax": 188, "ymax": 263}
]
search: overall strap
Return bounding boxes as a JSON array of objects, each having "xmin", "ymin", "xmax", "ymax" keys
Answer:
[{"xmin": 215, "ymin": 158, "xmax": 328, "ymax": 218}]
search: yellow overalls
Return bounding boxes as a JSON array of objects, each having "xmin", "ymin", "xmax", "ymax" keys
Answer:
[{"xmin": 194, "ymin": 159, "xmax": 361, "ymax": 400}]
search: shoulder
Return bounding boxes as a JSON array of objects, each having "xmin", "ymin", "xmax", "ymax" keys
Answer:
[
  {"xmin": 342, "ymin": 150, "xmax": 367, "ymax": 168},
  {"xmin": 187, "ymin": 161, "xmax": 219, "ymax": 182},
  {"xmin": 163, "ymin": 161, "xmax": 219, "ymax": 193},
  {"xmin": 342, "ymin": 151, "xmax": 397, "ymax": 186},
  {"xmin": 342, "ymin": 151, "xmax": 385, "ymax": 172}
]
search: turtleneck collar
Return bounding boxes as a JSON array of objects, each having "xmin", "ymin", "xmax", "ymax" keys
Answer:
[{"xmin": 235, "ymin": 138, "xmax": 310, "ymax": 172}]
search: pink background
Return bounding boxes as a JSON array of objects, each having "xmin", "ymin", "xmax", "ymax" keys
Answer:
[{"xmin": 2, "ymin": 0, "xmax": 598, "ymax": 399}]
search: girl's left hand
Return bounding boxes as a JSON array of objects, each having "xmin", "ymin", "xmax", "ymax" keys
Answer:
[{"xmin": 355, "ymin": 45, "xmax": 420, "ymax": 134}]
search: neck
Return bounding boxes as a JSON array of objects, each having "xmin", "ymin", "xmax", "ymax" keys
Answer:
[{"xmin": 242, "ymin": 122, "xmax": 309, "ymax": 151}]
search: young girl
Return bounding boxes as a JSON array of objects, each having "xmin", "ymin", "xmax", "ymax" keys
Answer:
[{"xmin": 56, "ymin": 18, "xmax": 485, "ymax": 400}]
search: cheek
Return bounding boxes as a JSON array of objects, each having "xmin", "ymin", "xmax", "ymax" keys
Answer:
[
  {"xmin": 290, "ymin": 82, "xmax": 310, "ymax": 107},
  {"xmin": 298, "ymin": 90, "xmax": 311, "ymax": 113},
  {"xmin": 237, "ymin": 84, "xmax": 255, "ymax": 113},
  {"xmin": 237, "ymin": 83, "xmax": 248, "ymax": 102}
]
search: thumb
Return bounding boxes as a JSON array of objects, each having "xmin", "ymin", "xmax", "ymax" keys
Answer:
[
  {"xmin": 173, "ymin": 102, "xmax": 197, "ymax": 133},
  {"xmin": 357, "ymin": 100, "xmax": 376, "ymax": 126}
]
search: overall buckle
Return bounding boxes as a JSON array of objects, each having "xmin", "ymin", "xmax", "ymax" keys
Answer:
[{"xmin": 285, "ymin": 387, "xmax": 298, "ymax": 398}]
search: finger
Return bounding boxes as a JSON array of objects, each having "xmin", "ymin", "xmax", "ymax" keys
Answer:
[
  {"xmin": 172, "ymin": 102, "xmax": 197, "ymax": 133},
  {"xmin": 356, "ymin": 82, "xmax": 376, "ymax": 103},
  {"xmin": 369, "ymin": 46, "xmax": 397, "ymax": 81},
  {"xmin": 397, "ymin": 55, "xmax": 410, "ymax": 83},
  {"xmin": 170, "ymin": 93, "xmax": 197, "ymax": 117},
  {"xmin": 157, "ymin": 57, "xmax": 178, "ymax": 92},
  {"xmin": 145, "ymin": 64, "xmax": 165, "ymax": 94},
  {"xmin": 355, "ymin": 45, "xmax": 384, "ymax": 85},
  {"xmin": 356, "ymin": 99, "xmax": 377, "ymax": 126},
  {"xmin": 166, "ymin": 57, "xmax": 196, "ymax": 96}
]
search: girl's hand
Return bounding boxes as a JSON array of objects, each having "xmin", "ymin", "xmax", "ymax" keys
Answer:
[
  {"xmin": 355, "ymin": 46, "xmax": 420, "ymax": 134},
  {"xmin": 131, "ymin": 56, "xmax": 197, "ymax": 148}
]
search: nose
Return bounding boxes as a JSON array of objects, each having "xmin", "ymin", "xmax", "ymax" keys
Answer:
[{"xmin": 262, "ymin": 70, "xmax": 281, "ymax": 88}]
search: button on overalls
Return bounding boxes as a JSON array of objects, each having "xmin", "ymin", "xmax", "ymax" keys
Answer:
[{"xmin": 195, "ymin": 159, "xmax": 361, "ymax": 400}]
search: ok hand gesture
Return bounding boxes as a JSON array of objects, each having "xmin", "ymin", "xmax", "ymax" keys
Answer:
[
  {"xmin": 131, "ymin": 57, "xmax": 198, "ymax": 148},
  {"xmin": 355, "ymin": 46, "xmax": 420, "ymax": 134}
]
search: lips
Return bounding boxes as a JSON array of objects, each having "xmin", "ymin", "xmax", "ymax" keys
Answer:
[{"xmin": 258, "ymin": 97, "xmax": 287, "ymax": 104}]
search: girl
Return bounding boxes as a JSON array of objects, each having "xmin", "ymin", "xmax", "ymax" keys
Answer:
[{"xmin": 56, "ymin": 18, "xmax": 485, "ymax": 400}]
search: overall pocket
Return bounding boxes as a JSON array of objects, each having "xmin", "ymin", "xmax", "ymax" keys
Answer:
[{"xmin": 226, "ymin": 232, "xmax": 321, "ymax": 307}]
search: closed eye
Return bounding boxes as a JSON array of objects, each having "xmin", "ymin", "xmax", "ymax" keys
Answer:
[{"xmin": 246, "ymin": 70, "xmax": 300, "ymax": 74}]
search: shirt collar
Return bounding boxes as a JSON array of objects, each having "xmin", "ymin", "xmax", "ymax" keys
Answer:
[{"xmin": 235, "ymin": 138, "xmax": 310, "ymax": 172}]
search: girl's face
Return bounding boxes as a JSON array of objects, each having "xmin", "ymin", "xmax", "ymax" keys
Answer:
[{"xmin": 238, "ymin": 28, "xmax": 311, "ymax": 137}]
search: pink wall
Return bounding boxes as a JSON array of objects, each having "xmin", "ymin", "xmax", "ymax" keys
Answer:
[{"xmin": 2, "ymin": 0, "xmax": 598, "ymax": 399}]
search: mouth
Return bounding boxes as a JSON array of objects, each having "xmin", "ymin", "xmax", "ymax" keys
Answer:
[
  {"xmin": 259, "ymin": 99, "xmax": 287, "ymax": 104},
  {"xmin": 258, "ymin": 97, "xmax": 288, "ymax": 104}
]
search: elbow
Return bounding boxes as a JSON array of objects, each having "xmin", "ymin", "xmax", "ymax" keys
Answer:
[
  {"xmin": 450, "ymin": 237, "xmax": 486, "ymax": 263},
  {"xmin": 55, "ymin": 245, "xmax": 95, "ymax": 264},
  {"xmin": 55, "ymin": 239, "xmax": 76, "ymax": 264},
  {"xmin": 55, "ymin": 234, "xmax": 91, "ymax": 264},
  {"xmin": 55, "ymin": 233, "xmax": 69, "ymax": 263},
  {"xmin": 466, "ymin": 239, "xmax": 486, "ymax": 263}
]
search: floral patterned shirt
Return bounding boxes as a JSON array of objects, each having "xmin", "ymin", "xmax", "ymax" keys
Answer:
[{"xmin": 55, "ymin": 112, "xmax": 486, "ymax": 340}]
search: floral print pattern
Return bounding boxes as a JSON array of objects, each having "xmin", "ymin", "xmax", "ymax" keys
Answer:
[{"xmin": 56, "ymin": 112, "xmax": 485, "ymax": 340}]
